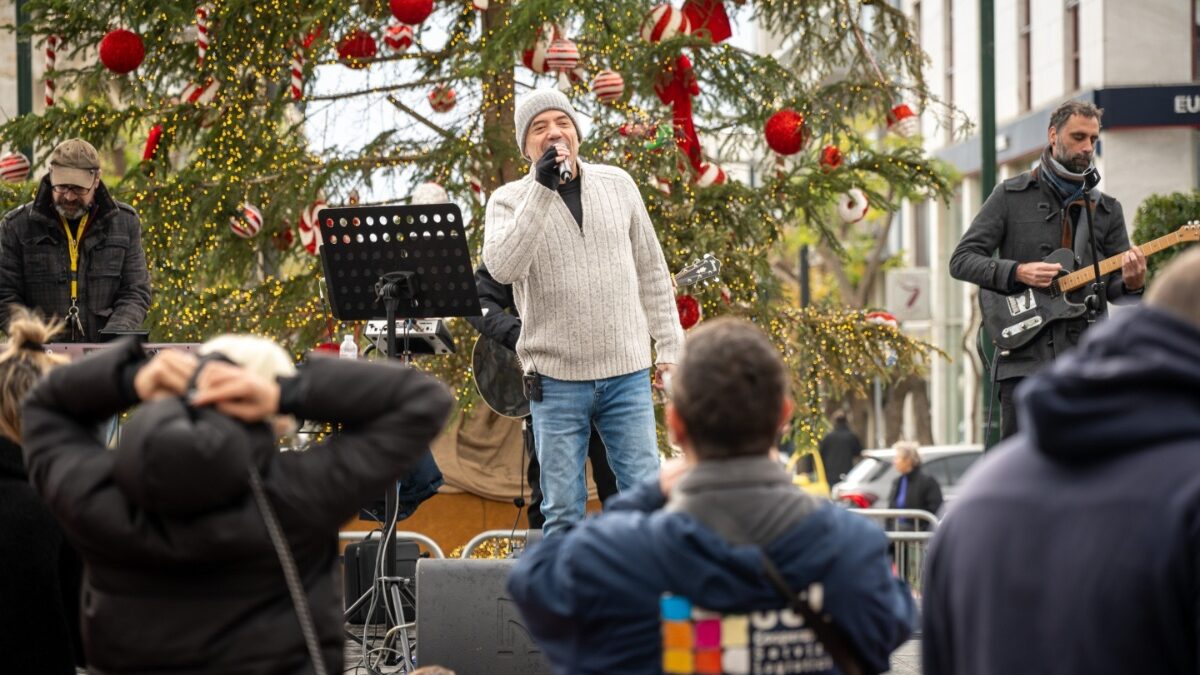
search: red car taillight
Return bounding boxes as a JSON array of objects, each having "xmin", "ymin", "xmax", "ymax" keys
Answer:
[{"xmin": 840, "ymin": 493, "xmax": 876, "ymax": 509}]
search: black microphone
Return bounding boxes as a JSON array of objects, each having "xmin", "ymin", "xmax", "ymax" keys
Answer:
[{"xmin": 558, "ymin": 157, "xmax": 573, "ymax": 183}]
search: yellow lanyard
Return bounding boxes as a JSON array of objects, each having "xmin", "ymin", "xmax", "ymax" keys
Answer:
[{"xmin": 59, "ymin": 212, "xmax": 90, "ymax": 299}]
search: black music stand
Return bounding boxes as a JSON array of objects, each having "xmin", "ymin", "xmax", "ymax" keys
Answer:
[{"xmin": 316, "ymin": 202, "xmax": 480, "ymax": 660}]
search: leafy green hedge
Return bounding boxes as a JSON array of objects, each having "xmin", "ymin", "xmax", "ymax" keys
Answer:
[{"xmin": 1132, "ymin": 191, "xmax": 1200, "ymax": 281}]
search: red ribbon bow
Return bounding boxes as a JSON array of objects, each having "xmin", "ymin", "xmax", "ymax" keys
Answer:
[{"xmin": 654, "ymin": 55, "xmax": 703, "ymax": 172}]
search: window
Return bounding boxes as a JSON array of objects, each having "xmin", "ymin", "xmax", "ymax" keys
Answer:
[
  {"xmin": 922, "ymin": 458, "xmax": 953, "ymax": 486},
  {"xmin": 1019, "ymin": 0, "xmax": 1032, "ymax": 111},
  {"xmin": 1066, "ymin": 0, "xmax": 1081, "ymax": 91},
  {"xmin": 944, "ymin": 0, "xmax": 955, "ymax": 140},
  {"xmin": 943, "ymin": 453, "xmax": 981, "ymax": 486}
]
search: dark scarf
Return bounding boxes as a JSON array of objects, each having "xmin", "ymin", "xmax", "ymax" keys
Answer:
[
  {"xmin": 1039, "ymin": 145, "xmax": 1095, "ymax": 252},
  {"xmin": 1039, "ymin": 145, "xmax": 1093, "ymax": 208}
]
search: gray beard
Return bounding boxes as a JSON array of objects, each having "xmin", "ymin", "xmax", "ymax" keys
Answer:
[{"xmin": 55, "ymin": 204, "xmax": 85, "ymax": 220}]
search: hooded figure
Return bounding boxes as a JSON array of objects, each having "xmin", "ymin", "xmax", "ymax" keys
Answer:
[
  {"xmin": 21, "ymin": 336, "xmax": 453, "ymax": 675},
  {"xmin": 923, "ymin": 248, "xmax": 1200, "ymax": 675}
]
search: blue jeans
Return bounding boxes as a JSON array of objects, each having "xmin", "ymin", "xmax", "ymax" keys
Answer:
[{"xmin": 530, "ymin": 369, "xmax": 661, "ymax": 537}]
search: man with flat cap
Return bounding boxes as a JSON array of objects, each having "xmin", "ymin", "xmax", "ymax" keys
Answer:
[{"xmin": 0, "ymin": 138, "xmax": 151, "ymax": 342}]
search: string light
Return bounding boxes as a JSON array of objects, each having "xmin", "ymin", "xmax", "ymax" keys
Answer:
[{"xmin": 0, "ymin": 0, "xmax": 955, "ymax": 429}]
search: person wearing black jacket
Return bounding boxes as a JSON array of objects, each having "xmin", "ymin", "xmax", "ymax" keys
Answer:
[
  {"xmin": 887, "ymin": 441, "xmax": 942, "ymax": 532},
  {"xmin": 0, "ymin": 310, "xmax": 84, "ymax": 674},
  {"xmin": 818, "ymin": 410, "xmax": 862, "ymax": 483},
  {"xmin": 467, "ymin": 262, "xmax": 617, "ymax": 528},
  {"xmin": 0, "ymin": 138, "xmax": 152, "ymax": 342},
  {"xmin": 21, "ymin": 335, "xmax": 453, "ymax": 674},
  {"xmin": 924, "ymin": 247, "xmax": 1200, "ymax": 675}
]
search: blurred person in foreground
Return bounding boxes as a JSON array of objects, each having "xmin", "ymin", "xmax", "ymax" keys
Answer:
[
  {"xmin": 21, "ymin": 333, "xmax": 453, "ymax": 674},
  {"xmin": 0, "ymin": 309, "xmax": 84, "ymax": 673},
  {"xmin": 508, "ymin": 317, "xmax": 914, "ymax": 675},
  {"xmin": 923, "ymin": 247, "xmax": 1200, "ymax": 675}
]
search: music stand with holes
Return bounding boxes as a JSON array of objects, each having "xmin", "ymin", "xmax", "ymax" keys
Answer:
[{"xmin": 316, "ymin": 202, "xmax": 480, "ymax": 664}]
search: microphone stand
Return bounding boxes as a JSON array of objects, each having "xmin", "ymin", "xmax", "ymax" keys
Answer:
[{"xmin": 1081, "ymin": 168, "xmax": 1106, "ymax": 324}]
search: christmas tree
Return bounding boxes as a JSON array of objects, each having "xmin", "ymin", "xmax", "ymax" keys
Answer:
[{"xmin": 0, "ymin": 0, "xmax": 953, "ymax": 447}]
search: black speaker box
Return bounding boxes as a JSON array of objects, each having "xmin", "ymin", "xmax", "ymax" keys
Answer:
[
  {"xmin": 415, "ymin": 559, "xmax": 554, "ymax": 675},
  {"xmin": 343, "ymin": 538, "xmax": 421, "ymax": 624}
]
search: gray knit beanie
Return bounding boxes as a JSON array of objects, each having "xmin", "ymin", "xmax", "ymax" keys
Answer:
[{"xmin": 514, "ymin": 89, "xmax": 582, "ymax": 158}]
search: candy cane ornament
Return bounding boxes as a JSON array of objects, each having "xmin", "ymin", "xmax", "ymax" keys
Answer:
[
  {"xmin": 44, "ymin": 35, "xmax": 57, "ymax": 107},
  {"xmin": 196, "ymin": 5, "xmax": 210, "ymax": 67},
  {"xmin": 290, "ymin": 46, "xmax": 304, "ymax": 101}
]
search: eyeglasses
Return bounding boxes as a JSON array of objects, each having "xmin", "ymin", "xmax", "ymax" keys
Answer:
[{"xmin": 52, "ymin": 184, "xmax": 94, "ymax": 197}]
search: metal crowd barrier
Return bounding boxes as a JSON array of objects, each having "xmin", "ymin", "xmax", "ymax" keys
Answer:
[
  {"xmin": 848, "ymin": 508, "xmax": 938, "ymax": 594},
  {"xmin": 338, "ymin": 530, "xmax": 446, "ymax": 559},
  {"xmin": 460, "ymin": 529, "xmax": 535, "ymax": 559}
]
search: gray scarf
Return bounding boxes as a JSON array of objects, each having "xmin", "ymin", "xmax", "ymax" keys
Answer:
[{"xmin": 665, "ymin": 456, "xmax": 819, "ymax": 547}]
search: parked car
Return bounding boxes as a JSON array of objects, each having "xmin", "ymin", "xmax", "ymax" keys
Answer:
[
  {"xmin": 830, "ymin": 444, "xmax": 983, "ymax": 510},
  {"xmin": 785, "ymin": 447, "xmax": 830, "ymax": 499}
]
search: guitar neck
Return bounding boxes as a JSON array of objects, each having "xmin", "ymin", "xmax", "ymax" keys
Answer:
[{"xmin": 1057, "ymin": 230, "xmax": 1184, "ymax": 293}]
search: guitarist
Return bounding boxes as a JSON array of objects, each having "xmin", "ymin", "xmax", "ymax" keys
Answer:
[
  {"xmin": 950, "ymin": 100, "xmax": 1146, "ymax": 440},
  {"xmin": 466, "ymin": 262, "xmax": 619, "ymax": 528}
]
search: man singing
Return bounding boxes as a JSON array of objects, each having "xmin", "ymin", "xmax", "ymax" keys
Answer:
[{"xmin": 483, "ymin": 89, "xmax": 684, "ymax": 536}]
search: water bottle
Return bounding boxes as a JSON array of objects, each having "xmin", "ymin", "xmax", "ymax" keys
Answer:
[{"xmin": 339, "ymin": 334, "xmax": 358, "ymax": 360}]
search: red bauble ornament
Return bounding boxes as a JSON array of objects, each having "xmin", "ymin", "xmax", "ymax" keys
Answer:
[
  {"xmin": 591, "ymin": 69, "xmax": 625, "ymax": 104},
  {"xmin": 384, "ymin": 23, "xmax": 414, "ymax": 52},
  {"xmin": 0, "ymin": 152, "xmax": 31, "ymax": 183},
  {"xmin": 819, "ymin": 145, "xmax": 843, "ymax": 170},
  {"xmin": 230, "ymin": 203, "xmax": 263, "ymax": 239},
  {"xmin": 99, "ymin": 29, "xmax": 145, "ymax": 74},
  {"xmin": 764, "ymin": 109, "xmax": 808, "ymax": 156},
  {"xmin": 888, "ymin": 103, "xmax": 920, "ymax": 138},
  {"xmin": 337, "ymin": 30, "xmax": 377, "ymax": 69},
  {"xmin": 545, "ymin": 38, "xmax": 580, "ymax": 72},
  {"xmin": 676, "ymin": 294, "xmax": 701, "ymax": 330},
  {"xmin": 389, "ymin": 0, "xmax": 433, "ymax": 25},
  {"xmin": 271, "ymin": 226, "xmax": 295, "ymax": 251},
  {"xmin": 428, "ymin": 85, "xmax": 456, "ymax": 113},
  {"xmin": 641, "ymin": 4, "xmax": 691, "ymax": 42}
]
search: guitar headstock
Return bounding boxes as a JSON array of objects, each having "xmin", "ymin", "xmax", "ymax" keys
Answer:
[
  {"xmin": 1179, "ymin": 221, "xmax": 1200, "ymax": 241},
  {"xmin": 675, "ymin": 253, "xmax": 721, "ymax": 288}
]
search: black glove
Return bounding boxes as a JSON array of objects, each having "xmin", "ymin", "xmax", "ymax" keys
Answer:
[{"xmin": 535, "ymin": 147, "xmax": 561, "ymax": 190}]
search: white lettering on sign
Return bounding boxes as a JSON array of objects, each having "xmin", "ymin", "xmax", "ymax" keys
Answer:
[{"xmin": 1175, "ymin": 95, "xmax": 1200, "ymax": 114}]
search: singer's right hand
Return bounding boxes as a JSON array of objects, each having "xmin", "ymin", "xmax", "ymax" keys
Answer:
[{"xmin": 535, "ymin": 146, "xmax": 561, "ymax": 190}]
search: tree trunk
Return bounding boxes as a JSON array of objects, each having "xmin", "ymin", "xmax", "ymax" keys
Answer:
[{"xmin": 481, "ymin": 0, "xmax": 520, "ymax": 188}]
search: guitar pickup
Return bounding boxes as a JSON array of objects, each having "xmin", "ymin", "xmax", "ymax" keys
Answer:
[
  {"xmin": 1001, "ymin": 315, "xmax": 1043, "ymax": 338},
  {"xmin": 1006, "ymin": 290, "xmax": 1037, "ymax": 316}
]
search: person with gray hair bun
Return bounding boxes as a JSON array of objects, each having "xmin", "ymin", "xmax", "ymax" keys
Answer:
[
  {"xmin": 20, "ymin": 333, "xmax": 454, "ymax": 674},
  {"xmin": 887, "ymin": 440, "xmax": 942, "ymax": 531},
  {"xmin": 483, "ymin": 88, "xmax": 684, "ymax": 536}
]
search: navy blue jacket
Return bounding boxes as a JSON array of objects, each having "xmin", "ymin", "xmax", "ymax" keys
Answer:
[
  {"xmin": 923, "ymin": 305, "xmax": 1200, "ymax": 675},
  {"xmin": 508, "ymin": 479, "xmax": 914, "ymax": 674}
]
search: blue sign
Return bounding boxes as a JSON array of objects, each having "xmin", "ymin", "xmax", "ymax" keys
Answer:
[{"xmin": 1093, "ymin": 84, "xmax": 1200, "ymax": 129}]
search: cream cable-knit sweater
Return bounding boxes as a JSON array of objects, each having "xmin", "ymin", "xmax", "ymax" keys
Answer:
[{"xmin": 483, "ymin": 160, "xmax": 685, "ymax": 380}]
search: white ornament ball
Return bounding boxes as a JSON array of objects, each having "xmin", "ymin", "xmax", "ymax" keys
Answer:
[{"xmin": 837, "ymin": 188, "xmax": 870, "ymax": 224}]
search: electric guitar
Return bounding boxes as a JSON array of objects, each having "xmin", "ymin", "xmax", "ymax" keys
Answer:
[
  {"xmin": 981, "ymin": 222, "xmax": 1200, "ymax": 351},
  {"xmin": 471, "ymin": 254, "xmax": 722, "ymax": 418}
]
